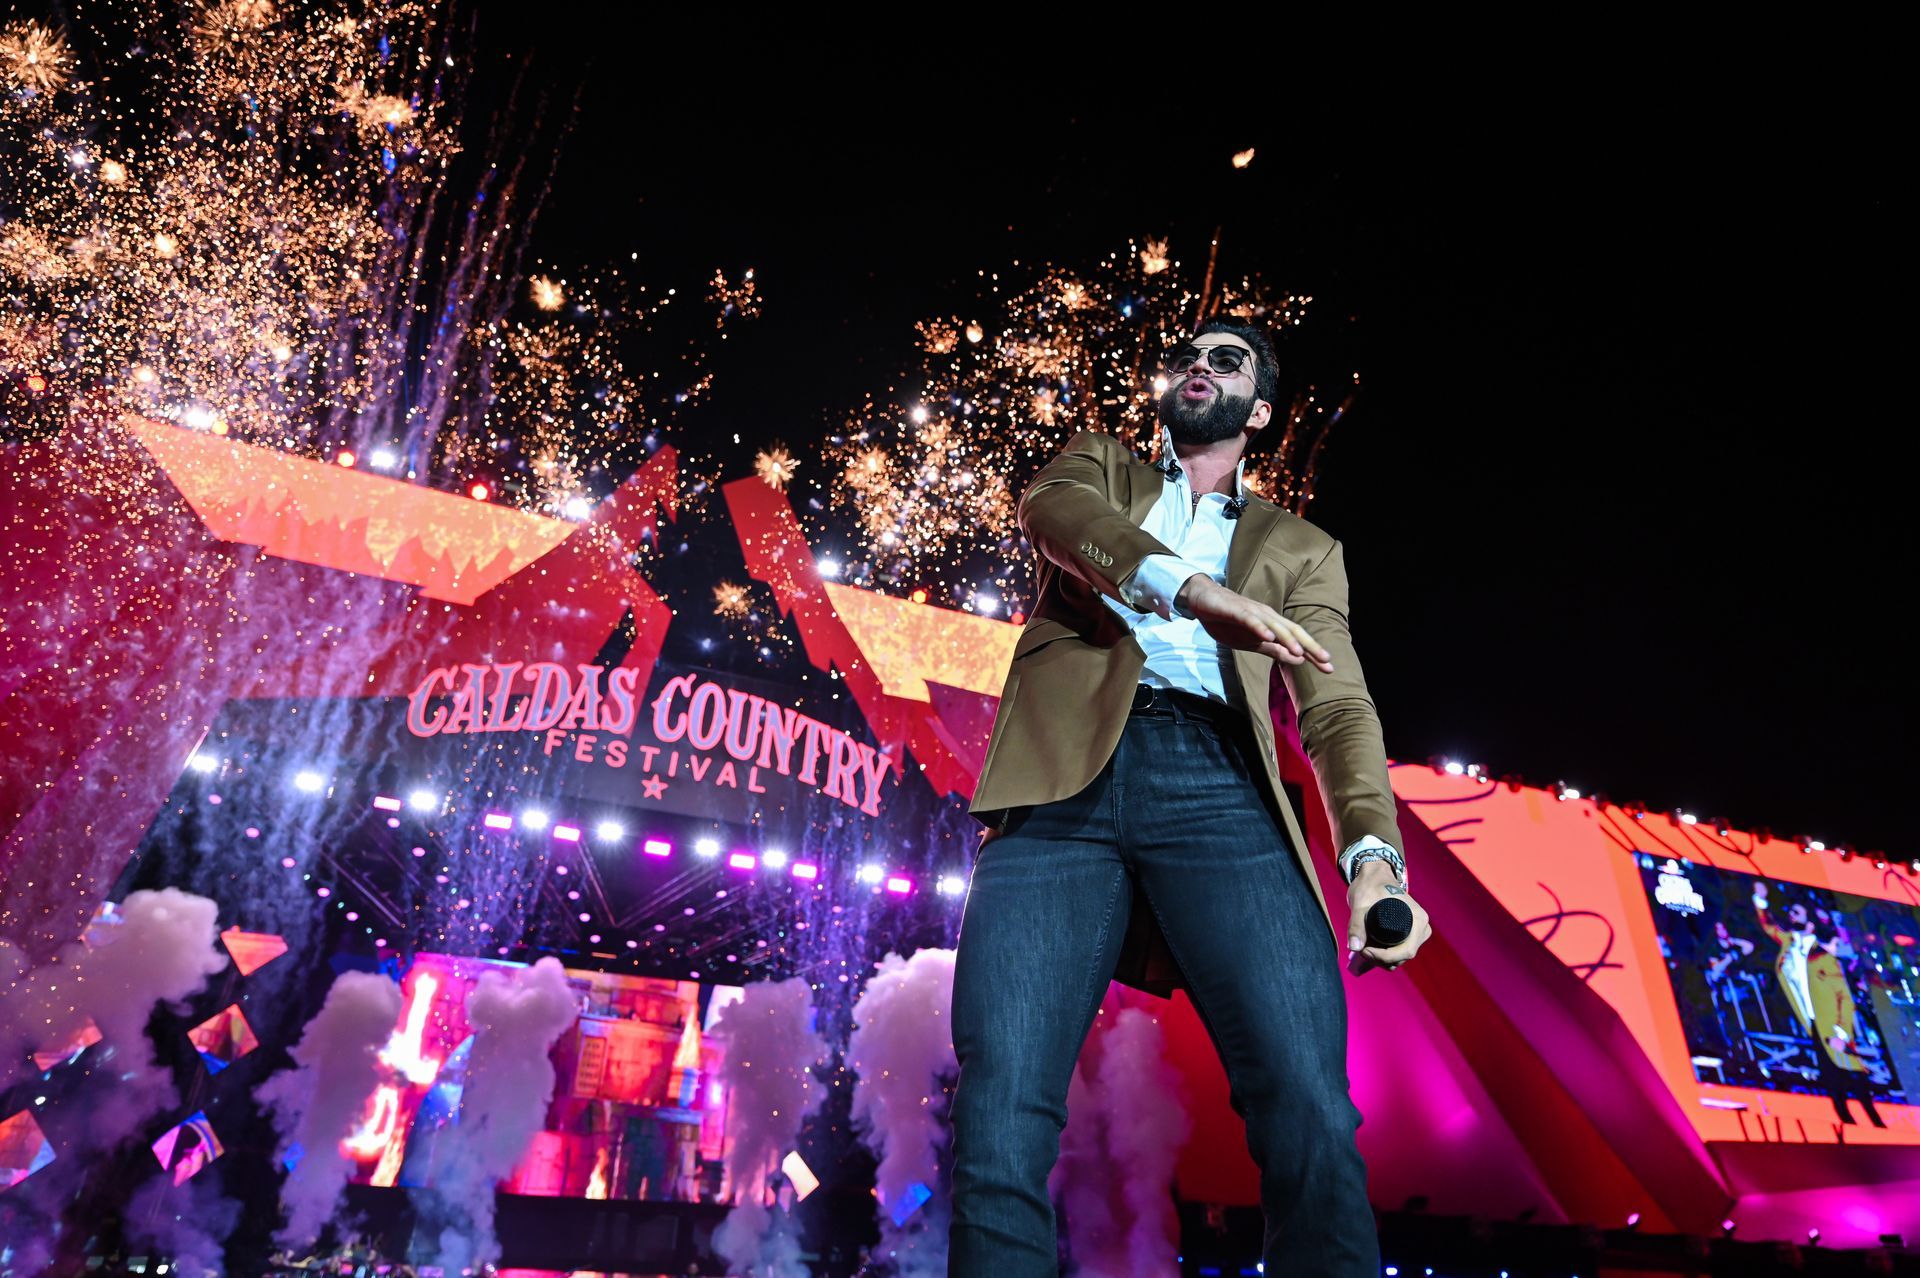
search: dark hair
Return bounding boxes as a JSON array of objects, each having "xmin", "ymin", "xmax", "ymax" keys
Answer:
[{"xmin": 1193, "ymin": 315, "xmax": 1281, "ymax": 408}]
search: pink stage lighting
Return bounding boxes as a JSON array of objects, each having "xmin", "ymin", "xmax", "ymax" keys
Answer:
[
  {"xmin": 553, "ymin": 824, "xmax": 582, "ymax": 842},
  {"xmin": 728, "ymin": 852, "xmax": 757, "ymax": 871},
  {"xmin": 642, "ymin": 838, "xmax": 672, "ymax": 858},
  {"xmin": 372, "ymin": 795, "xmax": 402, "ymax": 812},
  {"xmin": 791, "ymin": 862, "xmax": 820, "ymax": 881},
  {"xmin": 886, "ymin": 876, "xmax": 913, "ymax": 895},
  {"xmin": 483, "ymin": 812, "xmax": 513, "ymax": 830}
]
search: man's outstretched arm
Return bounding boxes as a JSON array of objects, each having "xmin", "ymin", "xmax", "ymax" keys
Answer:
[
  {"xmin": 1278, "ymin": 537, "xmax": 1400, "ymax": 857},
  {"xmin": 1018, "ymin": 431, "xmax": 1180, "ymax": 611}
]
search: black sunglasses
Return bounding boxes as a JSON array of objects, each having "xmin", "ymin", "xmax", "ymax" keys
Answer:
[{"xmin": 1164, "ymin": 343, "xmax": 1252, "ymax": 376}]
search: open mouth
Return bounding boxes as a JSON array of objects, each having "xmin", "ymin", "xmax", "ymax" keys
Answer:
[{"xmin": 1180, "ymin": 377, "xmax": 1215, "ymax": 399}]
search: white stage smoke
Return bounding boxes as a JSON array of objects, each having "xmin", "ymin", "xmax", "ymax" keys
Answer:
[
  {"xmin": 0, "ymin": 889, "xmax": 229, "ymax": 1273},
  {"xmin": 710, "ymin": 977, "xmax": 827, "ymax": 1278},
  {"xmin": 125, "ymin": 1171, "xmax": 244, "ymax": 1278},
  {"xmin": 426, "ymin": 956, "xmax": 577, "ymax": 1273},
  {"xmin": 257, "ymin": 969, "xmax": 404, "ymax": 1246},
  {"xmin": 1053, "ymin": 1005, "xmax": 1190, "ymax": 1278},
  {"xmin": 847, "ymin": 948, "xmax": 958, "ymax": 1278}
]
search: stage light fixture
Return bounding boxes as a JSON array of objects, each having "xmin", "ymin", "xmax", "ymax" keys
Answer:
[
  {"xmin": 642, "ymin": 838, "xmax": 672, "ymax": 857},
  {"xmin": 886, "ymin": 876, "xmax": 913, "ymax": 895},
  {"xmin": 1807, "ymin": 839, "xmax": 1827, "ymax": 852},
  {"xmin": 407, "ymin": 789, "xmax": 439, "ymax": 813},
  {"xmin": 1625, "ymin": 1211, "xmax": 1641, "ymax": 1230},
  {"xmin": 370, "ymin": 448, "xmax": 398, "ymax": 469},
  {"xmin": 1807, "ymin": 1228, "xmax": 1820, "ymax": 1245},
  {"xmin": 482, "ymin": 812, "xmax": 513, "ymax": 831},
  {"xmin": 817, "ymin": 557, "xmax": 841, "ymax": 578},
  {"xmin": 1677, "ymin": 811, "xmax": 1698, "ymax": 825},
  {"xmin": 857, "ymin": 863, "xmax": 884, "ymax": 884},
  {"xmin": 937, "ymin": 874, "xmax": 966, "ymax": 895},
  {"xmin": 293, "ymin": 770, "xmax": 326, "ymax": 793},
  {"xmin": 372, "ymin": 795, "xmax": 402, "ymax": 811},
  {"xmin": 563, "ymin": 496, "xmax": 592, "ymax": 519},
  {"xmin": 792, "ymin": 862, "xmax": 820, "ymax": 880},
  {"xmin": 553, "ymin": 824, "xmax": 581, "ymax": 842},
  {"xmin": 595, "ymin": 820, "xmax": 625, "ymax": 842},
  {"xmin": 728, "ymin": 852, "xmax": 757, "ymax": 870},
  {"xmin": 521, "ymin": 809, "xmax": 549, "ymax": 830},
  {"xmin": 187, "ymin": 753, "xmax": 219, "ymax": 774},
  {"xmin": 1441, "ymin": 759, "xmax": 1464, "ymax": 775},
  {"xmin": 761, "ymin": 849, "xmax": 789, "ymax": 868},
  {"xmin": 1720, "ymin": 1218, "xmax": 1736, "ymax": 1237},
  {"xmin": 695, "ymin": 837, "xmax": 721, "ymax": 857}
]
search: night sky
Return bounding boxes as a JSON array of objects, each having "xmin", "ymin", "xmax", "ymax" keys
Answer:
[{"xmin": 471, "ymin": 18, "xmax": 1907, "ymax": 854}]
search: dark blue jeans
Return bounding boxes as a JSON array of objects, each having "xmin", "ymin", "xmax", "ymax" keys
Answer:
[{"xmin": 948, "ymin": 704, "xmax": 1378, "ymax": 1277}]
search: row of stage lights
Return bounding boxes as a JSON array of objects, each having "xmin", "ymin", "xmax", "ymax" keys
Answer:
[
  {"xmin": 188, "ymin": 754, "xmax": 967, "ymax": 899},
  {"xmin": 1430, "ymin": 757, "xmax": 1912, "ymax": 877}
]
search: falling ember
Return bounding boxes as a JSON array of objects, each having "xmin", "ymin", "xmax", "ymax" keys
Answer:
[
  {"xmin": 964, "ymin": 321, "xmax": 985, "ymax": 343},
  {"xmin": 1231, "ymin": 147, "xmax": 1256, "ymax": 169},
  {"xmin": 99, "ymin": 158, "xmax": 127, "ymax": 184},
  {"xmin": 529, "ymin": 275, "xmax": 566, "ymax": 311},
  {"xmin": 712, "ymin": 580, "xmax": 750, "ymax": 619},
  {"xmin": 151, "ymin": 232, "xmax": 178, "ymax": 259},
  {"xmin": 755, "ymin": 444, "xmax": 799, "ymax": 490},
  {"xmin": 0, "ymin": 20, "xmax": 72, "ymax": 94},
  {"xmin": 1140, "ymin": 237, "xmax": 1170, "ymax": 275}
]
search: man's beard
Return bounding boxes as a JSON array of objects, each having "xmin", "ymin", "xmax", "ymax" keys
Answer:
[{"xmin": 1157, "ymin": 378, "xmax": 1254, "ymax": 445}]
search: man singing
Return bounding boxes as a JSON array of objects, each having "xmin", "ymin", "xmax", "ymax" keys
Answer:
[{"xmin": 949, "ymin": 318, "xmax": 1432, "ymax": 1276}]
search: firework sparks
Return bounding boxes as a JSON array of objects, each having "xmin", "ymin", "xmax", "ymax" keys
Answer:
[
  {"xmin": 712, "ymin": 580, "xmax": 750, "ymax": 619},
  {"xmin": 755, "ymin": 445, "xmax": 799, "ymax": 491},
  {"xmin": 529, "ymin": 275, "xmax": 566, "ymax": 312},
  {"xmin": 0, "ymin": 20, "xmax": 72, "ymax": 94},
  {"xmin": 0, "ymin": 2, "xmax": 758, "ymax": 518},
  {"xmin": 818, "ymin": 236, "xmax": 1341, "ymax": 613}
]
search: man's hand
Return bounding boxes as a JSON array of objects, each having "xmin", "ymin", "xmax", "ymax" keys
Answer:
[
  {"xmin": 1345, "ymin": 860, "xmax": 1432, "ymax": 975},
  {"xmin": 1177, "ymin": 575, "xmax": 1335, "ymax": 673}
]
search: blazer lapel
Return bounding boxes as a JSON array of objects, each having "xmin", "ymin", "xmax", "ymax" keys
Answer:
[
  {"xmin": 1123, "ymin": 451, "xmax": 1155, "ymax": 525},
  {"xmin": 1225, "ymin": 499, "xmax": 1282, "ymax": 594}
]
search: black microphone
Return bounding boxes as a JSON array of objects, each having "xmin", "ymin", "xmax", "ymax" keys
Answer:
[
  {"xmin": 1365, "ymin": 897, "xmax": 1414, "ymax": 949},
  {"xmin": 1348, "ymin": 896, "xmax": 1415, "ymax": 975}
]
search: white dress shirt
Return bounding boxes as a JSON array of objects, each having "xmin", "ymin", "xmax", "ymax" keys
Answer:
[{"xmin": 1108, "ymin": 422, "xmax": 1397, "ymax": 883}]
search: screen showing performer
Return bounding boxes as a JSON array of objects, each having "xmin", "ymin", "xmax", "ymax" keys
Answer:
[{"xmin": 1639, "ymin": 855, "xmax": 1920, "ymax": 1126}]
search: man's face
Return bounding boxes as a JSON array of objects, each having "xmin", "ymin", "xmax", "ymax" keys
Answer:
[
  {"xmin": 1789, "ymin": 904, "xmax": 1810, "ymax": 928},
  {"xmin": 1156, "ymin": 334, "xmax": 1263, "ymax": 446}
]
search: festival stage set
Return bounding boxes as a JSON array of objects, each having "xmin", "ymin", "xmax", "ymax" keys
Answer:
[{"xmin": 4, "ymin": 416, "xmax": 1920, "ymax": 1277}]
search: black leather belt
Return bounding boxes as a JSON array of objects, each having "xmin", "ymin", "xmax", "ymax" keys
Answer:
[{"xmin": 1128, "ymin": 683, "xmax": 1245, "ymax": 730}]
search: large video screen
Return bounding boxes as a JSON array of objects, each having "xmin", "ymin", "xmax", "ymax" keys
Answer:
[
  {"xmin": 1639, "ymin": 855, "xmax": 1920, "ymax": 1119},
  {"xmin": 1391, "ymin": 762, "xmax": 1920, "ymax": 1145},
  {"xmin": 346, "ymin": 954, "xmax": 749, "ymax": 1201}
]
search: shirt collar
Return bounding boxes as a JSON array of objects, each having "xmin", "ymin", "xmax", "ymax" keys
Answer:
[{"xmin": 1157, "ymin": 420, "xmax": 1247, "ymax": 502}]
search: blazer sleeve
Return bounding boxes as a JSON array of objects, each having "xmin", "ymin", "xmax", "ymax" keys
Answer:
[
  {"xmin": 1278, "ymin": 538, "xmax": 1403, "ymax": 856},
  {"xmin": 1018, "ymin": 430, "xmax": 1179, "ymax": 610}
]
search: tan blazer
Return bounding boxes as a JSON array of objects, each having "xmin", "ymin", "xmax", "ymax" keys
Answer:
[{"xmin": 968, "ymin": 429, "xmax": 1403, "ymax": 997}]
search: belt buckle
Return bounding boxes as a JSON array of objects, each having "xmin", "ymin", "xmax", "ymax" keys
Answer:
[{"xmin": 1130, "ymin": 684, "xmax": 1157, "ymax": 712}]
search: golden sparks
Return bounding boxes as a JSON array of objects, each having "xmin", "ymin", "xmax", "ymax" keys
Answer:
[
  {"xmin": 1231, "ymin": 147, "xmax": 1256, "ymax": 169},
  {"xmin": 817, "ymin": 236, "xmax": 1336, "ymax": 612},
  {"xmin": 712, "ymin": 580, "xmax": 751, "ymax": 619},
  {"xmin": 0, "ymin": 20, "xmax": 72, "ymax": 95},
  {"xmin": 529, "ymin": 275, "xmax": 566, "ymax": 311},
  {"xmin": 755, "ymin": 445, "xmax": 799, "ymax": 490}
]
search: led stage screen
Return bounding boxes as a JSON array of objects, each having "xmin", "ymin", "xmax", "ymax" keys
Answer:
[
  {"xmin": 1640, "ymin": 855, "xmax": 1920, "ymax": 1116},
  {"xmin": 345, "ymin": 953, "xmax": 753, "ymax": 1202}
]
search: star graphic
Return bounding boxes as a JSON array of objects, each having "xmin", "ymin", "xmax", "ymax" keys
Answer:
[{"xmin": 641, "ymin": 774, "xmax": 668, "ymax": 801}]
